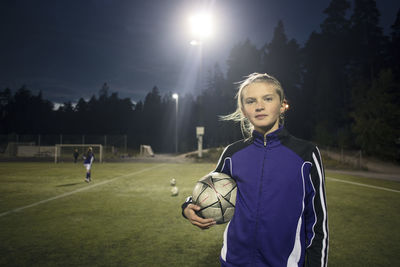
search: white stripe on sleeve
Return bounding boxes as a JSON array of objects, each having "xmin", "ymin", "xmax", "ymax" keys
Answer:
[{"xmin": 312, "ymin": 151, "xmax": 328, "ymax": 267}]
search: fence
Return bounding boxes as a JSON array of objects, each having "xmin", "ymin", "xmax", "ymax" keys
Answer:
[
  {"xmin": 321, "ymin": 147, "xmax": 364, "ymax": 169},
  {"xmin": 0, "ymin": 134, "xmax": 130, "ymax": 161}
]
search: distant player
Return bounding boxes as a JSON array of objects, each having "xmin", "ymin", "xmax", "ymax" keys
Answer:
[
  {"xmin": 83, "ymin": 147, "xmax": 94, "ymax": 183},
  {"xmin": 73, "ymin": 148, "xmax": 79, "ymax": 163}
]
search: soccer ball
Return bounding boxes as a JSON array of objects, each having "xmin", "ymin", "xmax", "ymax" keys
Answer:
[
  {"xmin": 170, "ymin": 178, "xmax": 176, "ymax": 186},
  {"xmin": 171, "ymin": 186, "xmax": 179, "ymax": 196},
  {"xmin": 192, "ymin": 172, "xmax": 237, "ymax": 224}
]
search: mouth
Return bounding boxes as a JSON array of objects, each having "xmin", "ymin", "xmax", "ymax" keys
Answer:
[{"xmin": 255, "ymin": 114, "xmax": 268, "ymax": 119}]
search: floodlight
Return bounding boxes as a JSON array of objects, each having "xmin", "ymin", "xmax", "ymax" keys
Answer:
[{"xmin": 188, "ymin": 12, "xmax": 213, "ymax": 42}]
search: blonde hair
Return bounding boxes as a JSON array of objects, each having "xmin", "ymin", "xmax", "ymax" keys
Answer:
[{"xmin": 220, "ymin": 72, "xmax": 286, "ymax": 138}]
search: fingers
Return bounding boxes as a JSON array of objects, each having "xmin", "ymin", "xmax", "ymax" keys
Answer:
[
  {"xmin": 187, "ymin": 203, "xmax": 200, "ymax": 211},
  {"xmin": 191, "ymin": 220, "xmax": 216, "ymax": 229},
  {"xmin": 185, "ymin": 204, "xmax": 216, "ymax": 229},
  {"xmin": 190, "ymin": 213, "xmax": 215, "ymax": 225}
]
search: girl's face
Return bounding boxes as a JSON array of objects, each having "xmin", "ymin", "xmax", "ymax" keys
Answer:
[{"xmin": 241, "ymin": 82, "xmax": 285, "ymax": 135}]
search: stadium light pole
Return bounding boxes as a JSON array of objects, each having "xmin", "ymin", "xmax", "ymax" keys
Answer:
[{"xmin": 172, "ymin": 93, "xmax": 179, "ymax": 154}]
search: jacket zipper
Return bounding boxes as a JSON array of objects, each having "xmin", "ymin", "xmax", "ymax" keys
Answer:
[
  {"xmin": 252, "ymin": 137, "xmax": 267, "ymax": 264},
  {"xmin": 263, "ymin": 133, "xmax": 267, "ymax": 147}
]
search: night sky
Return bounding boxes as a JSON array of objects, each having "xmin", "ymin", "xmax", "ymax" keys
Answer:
[{"xmin": 1, "ymin": 0, "xmax": 399, "ymax": 105}]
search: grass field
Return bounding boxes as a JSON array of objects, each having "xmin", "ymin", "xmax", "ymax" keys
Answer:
[{"xmin": 0, "ymin": 162, "xmax": 399, "ymax": 267}]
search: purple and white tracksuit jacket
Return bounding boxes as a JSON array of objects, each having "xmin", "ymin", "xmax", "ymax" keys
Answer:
[{"xmin": 183, "ymin": 127, "xmax": 329, "ymax": 267}]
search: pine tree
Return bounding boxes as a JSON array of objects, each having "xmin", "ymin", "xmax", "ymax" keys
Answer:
[
  {"xmin": 350, "ymin": 0, "xmax": 387, "ymax": 82},
  {"xmin": 389, "ymin": 9, "xmax": 400, "ymax": 78},
  {"xmin": 261, "ymin": 20, "xmax": 302, "ymax": 136},
  {"xmin": 321, "ymin": 0, "xmax": 351, "ymax": 35},
  {"xmin": 302, "ymin": 0, "xmax": 353, "ymax": 145},
  {"xmin": 226, "ymin": 39, "xmax": 262, "ymax": 84},
  {"xmin": 351, "ymin": 69, "xmax": 400, "ymax": 160}
]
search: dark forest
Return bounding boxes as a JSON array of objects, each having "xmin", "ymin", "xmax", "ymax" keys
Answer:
[{"xmin": 1, "ymin": 0, "xmax": 399, "ymax": 161}]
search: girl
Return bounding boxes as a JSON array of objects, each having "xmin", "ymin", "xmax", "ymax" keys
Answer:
[
  {"xmin": 182, "ymin": 73, "xmax": 328, "ymax": 267},
  {"xmin": 83, "ymin": 147, "xmax": 94, "ymax": 183}
]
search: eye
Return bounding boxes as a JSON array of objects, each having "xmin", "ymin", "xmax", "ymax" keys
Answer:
[
  {"xmin": 264, "ymin": 97, "xmax": 273, "ymax": 102},
  {"xmin": 245, "ymin": 99, "xmax": 255, "ymax": 104}
]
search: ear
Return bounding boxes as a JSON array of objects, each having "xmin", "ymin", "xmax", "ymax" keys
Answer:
[
  {"xmin": 279, "ymin": 103, "xmax": 285, "ymax": 114},
  {"xmin": 280, "ymin": 99, "xmax": 288, "ymax": 113}
]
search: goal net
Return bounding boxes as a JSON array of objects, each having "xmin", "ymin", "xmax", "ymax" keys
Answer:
[
  {"xmin": 55, "ymin": 144, "xmax": 103, "ymax": 163},
  {"xmin": 140, "ymin": 145, "xmax": 154, "ymax": 157}
]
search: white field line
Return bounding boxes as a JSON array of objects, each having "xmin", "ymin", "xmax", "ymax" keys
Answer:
[
  {"xmin": 0, "ymin": 164, "xmax": 165, "ymax": 218},
  {"xmin": 326, "ymin": 176, "xmax": 400, "ymax": 193}
]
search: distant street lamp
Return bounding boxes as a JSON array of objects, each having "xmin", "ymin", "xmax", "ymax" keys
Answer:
[{"xmin": 172, "ymin": 93, "xmax": 179, "ymax": 153}]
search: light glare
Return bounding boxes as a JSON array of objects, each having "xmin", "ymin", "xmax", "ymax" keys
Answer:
[
  {"xmin": 190, "ymin": 40, "xmax": 200, "ymax": 46},
  {"xmin": 189, "ymin": 13, "xmax": 213, "ymax": 41}
]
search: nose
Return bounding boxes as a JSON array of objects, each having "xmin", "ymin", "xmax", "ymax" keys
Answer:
[{"xmin": 255, "ymin": 101, "xmax": 265, "ymax": 111}]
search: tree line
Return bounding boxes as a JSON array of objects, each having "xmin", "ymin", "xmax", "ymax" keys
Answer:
[{"xmin": 0, "ymin": 0, "xmax": 399, "ymax": 161}]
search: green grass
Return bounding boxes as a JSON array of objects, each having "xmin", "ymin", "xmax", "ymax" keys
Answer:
[{"xmin": 0, "ymin": 162, "xmax": 399, "ymax": 266}]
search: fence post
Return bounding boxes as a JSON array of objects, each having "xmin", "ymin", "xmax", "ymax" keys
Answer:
[
  {"xmin": 38, "ymin": 134, "xmax": 41, "ymax": 156},
  {"xmin": 124, "ymin": 135, "xmax": 127, "ymax": 153},
  {"xmin": 341, "ymin": 147, "xmax": 343, "ymax": 163},
  {"xmin": 55, "ymin": 145, "xmax": 58, "ymax": 163}
]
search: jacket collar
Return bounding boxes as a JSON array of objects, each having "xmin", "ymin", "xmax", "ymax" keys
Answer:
[{"xmin": 251, "ymin": 126, "xmax": 288, "ymax": 148}]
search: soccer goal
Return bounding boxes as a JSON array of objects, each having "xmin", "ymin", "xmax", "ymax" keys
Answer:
[
  {"xmin": 139, "ymin": 145, "xmax": 154, "ymax": 157},
  {"xmin": 54, "ymin": 144, "xmax": 103, "ymax": 163}
]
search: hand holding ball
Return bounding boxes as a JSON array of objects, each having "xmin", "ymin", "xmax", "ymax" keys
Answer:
[{"xmin": 192, "ymin": 172, "xmax": 237, "ymax": 224}]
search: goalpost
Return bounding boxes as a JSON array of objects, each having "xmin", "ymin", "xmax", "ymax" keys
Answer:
[
  {"xmin": 139, "ymin": 145, "xmax": 154, "ymax": 157},
  {"xmin": 54, "ymin": 144, "xmax": 103, "ymax": 163}
]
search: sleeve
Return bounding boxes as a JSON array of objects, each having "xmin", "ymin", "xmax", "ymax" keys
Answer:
[
  {"xmin": 181, "ymin": 196, "xmax": 193, "ymax": 219},
  {"xmin": 181, "ymin": 145, "xmax": 231, "ymax": 218},
  {"xmin": 213, "ymin": 145, "xmax": 232, "ymax": 176},
  {"xmin": 304, "ymin": 146, "xmax": 329, "ymax": 267}
]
